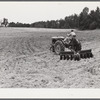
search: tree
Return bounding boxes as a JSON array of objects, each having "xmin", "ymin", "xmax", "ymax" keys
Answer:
[
  {"xmin": 89, "ymin": 21, "xmax": 97, "ymax": 30},
  {"xmin": 2, "ymin": 18, "xmax": 8, "ymax": 27},
  {"xmin": 95, "ymin": 7, "xmax": 100, "ymax": 28},
  {"xmin": 89, "ymin": 7, "xmax": 100, "ymax": 29},
  {"xmin": 59, "ymin": 19, "xmax": 65, "ymax": 28},
  {"xmin": 79, "ymin": 7, "xmax": 89, "ymax": 30}
]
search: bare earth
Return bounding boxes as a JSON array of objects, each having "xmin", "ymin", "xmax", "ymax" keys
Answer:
[{"xmin": 0, "ymin": 27, "xmax": 100, "ymax": 88}]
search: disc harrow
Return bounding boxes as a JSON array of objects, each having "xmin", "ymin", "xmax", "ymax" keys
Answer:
[{"xmin": 60, "ymin": 49, "xmax": 93, "ymax": 61}]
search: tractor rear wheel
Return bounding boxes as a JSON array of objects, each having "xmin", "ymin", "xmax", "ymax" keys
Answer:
[{"xmin": 54, "ymin": 40, "xmax": 65, "ymax": 55}]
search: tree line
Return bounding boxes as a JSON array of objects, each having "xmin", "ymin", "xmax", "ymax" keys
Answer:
[{"xmin": 8, "ymin": 7, "xmax": 100, "ymax": 30}]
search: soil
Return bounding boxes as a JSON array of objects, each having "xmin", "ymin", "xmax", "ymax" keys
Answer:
[{"xmin": 0, "ymin": 27, "xmax": 100, "ymax": 88}]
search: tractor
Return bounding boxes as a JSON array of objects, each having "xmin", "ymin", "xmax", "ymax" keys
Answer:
[{"xmin": 50, "ymin": 36, "xmax": 93, "ymax": 61}]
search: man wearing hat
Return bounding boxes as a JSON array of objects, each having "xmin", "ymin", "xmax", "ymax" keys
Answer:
[
  {"xmin": 69, "ymin": 30, "xmax": 81, "ymax": 53},
  {"xmin": 64, "ymin": 30, "xmax": 76, "ymax": 45},
  {"xmin": 64, "ymin": 30, "xmax": 81, "ymax": 53}
]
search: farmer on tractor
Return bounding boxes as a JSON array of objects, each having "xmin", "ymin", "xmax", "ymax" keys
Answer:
[
  {"xmin": 64, "ymin": 30, "xmax": 81, "ymax": 53},
  {"xmin": 64, "ymin": 30, "xmax": 76, "ymax": 45},
  {"xmin": 69, "ymin": 30, "xmax": 81, "ymax": 54}
]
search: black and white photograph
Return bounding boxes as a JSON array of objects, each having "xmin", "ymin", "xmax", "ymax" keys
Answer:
[{"xmin": 0, "ymin": 1, "xmax": 100, "ymax": 90}]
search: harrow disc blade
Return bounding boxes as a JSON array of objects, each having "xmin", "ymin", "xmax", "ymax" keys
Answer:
[
  {"xmin": 84, "ymin": 54, "xmax": 87, "ymax": 59},
  {"xmin": 64, "ymin": 55, "xmax": 66, "ymax": 60},
  {"xmin": 87, "ymin": 53, "xmax": 90, "ymax": 58},
  {"xmin": 90, "ymin": 53, "xmax": 93, "ymax": 57},
  {"xmin": 70, "ymin": 55, "xmax": 73, "ymax": 60},
  {"xmin": 80, "ymin": 54, "xmax": 84, "ymax": 58},
  {"xmin": 74, "ymin": 54, "xmax": 80, "ymax": 61},
  {"xmin": 66, "ymin": 55, "xmax": 70, "ymax": 60},
  {"xmin": 60, "ymin": 55, "xmax": 62, "ymax": 60}
]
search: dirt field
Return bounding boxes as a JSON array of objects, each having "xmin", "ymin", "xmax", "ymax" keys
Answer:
[{"xmin": 0, "ymin": 27, "xmax": 100, "ymax": 88}]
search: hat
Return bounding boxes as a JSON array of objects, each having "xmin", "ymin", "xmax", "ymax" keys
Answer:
[{"xmin": 71, "ymin": 30, "xmax": 74, "ymax": 32}]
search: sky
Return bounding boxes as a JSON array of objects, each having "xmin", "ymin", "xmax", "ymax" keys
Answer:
[{"xmin": 0, "ymin": 2, "xmax": 100, "ymax": 23}]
